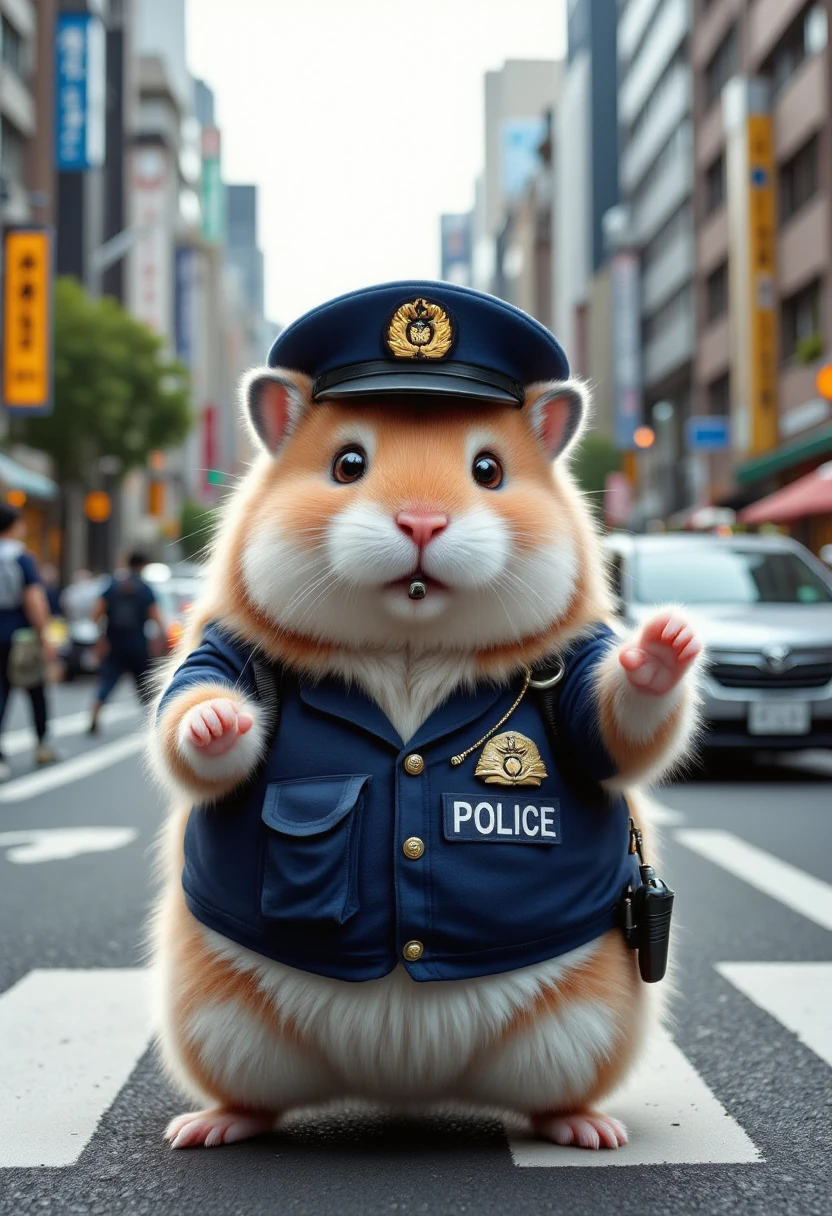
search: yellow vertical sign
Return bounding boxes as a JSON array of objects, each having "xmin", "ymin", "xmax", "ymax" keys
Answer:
[
  {"xmin": 2, "ymin": 228, "xmax": 53, "ymax": 414},
  {"xmin": 746, "ymin": 116, "xmax": 778, "ymax": 455}
]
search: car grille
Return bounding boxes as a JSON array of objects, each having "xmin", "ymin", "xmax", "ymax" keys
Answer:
[{"xmin": 711, "ymin": 662, "xmax": 832, "ymax": 690}]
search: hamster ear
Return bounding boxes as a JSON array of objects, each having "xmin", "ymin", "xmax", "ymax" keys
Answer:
[
  {"xmin": 241, "ymin": 367, "xmax": 313, "ymax": 455},
  {"xmin": 523, "ymin": 379, "xmax": 590, "ymax": 459}
]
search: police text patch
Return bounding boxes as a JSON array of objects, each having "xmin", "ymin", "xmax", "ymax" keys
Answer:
[{"xmin": 441, "ymin": 794, "xmax": 561, "ymax": 845}]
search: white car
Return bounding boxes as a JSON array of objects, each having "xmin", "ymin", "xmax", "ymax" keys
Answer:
[{"xmin": 604, "ymin": 532, "xmax": 832, "ymax": 752}]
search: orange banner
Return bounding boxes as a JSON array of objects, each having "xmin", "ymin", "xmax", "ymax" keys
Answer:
[{"xmin": 3, "ymin": 228, "xmax": 53, "ymax": 413}]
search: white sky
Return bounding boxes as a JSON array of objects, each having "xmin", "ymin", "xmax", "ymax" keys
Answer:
[{"xmin": 185, "ymin": 0, "xmax": 566, "ymax": 329}]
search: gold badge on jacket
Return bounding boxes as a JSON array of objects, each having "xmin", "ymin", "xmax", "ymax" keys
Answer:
[
  {"xmin": 385, "ymin": 298, "xmax": 454, "ymax": 360},
  {"xmin": 474, "ymin": 732, "xmax": 548, "ymax": 787}
]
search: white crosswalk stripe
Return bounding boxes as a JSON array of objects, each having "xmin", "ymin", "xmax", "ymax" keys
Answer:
[
  {"xmin": 1, "ymin": 702, "xmax": 139, "ymax": 757},
  {"xmin": 675, "ymin": 830, "xmax": 832, "ymax": 931},
  {"xmin": 0, "ymin": 969, "xmax": 151, "ymax": 1168},
  {"xmin": 718, "ymin": 963, "xmax": 832, "ymax": 1069},
  {"xmin": 508, "ymin": 1024, "xmax": 761, "ymax": 1166}
]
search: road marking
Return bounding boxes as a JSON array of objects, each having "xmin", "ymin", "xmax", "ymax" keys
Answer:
[
  {"xmin": 675, "ymin": 830, "xmax": 832, "ymax": 932},
  {"xmin": 1, "ymin": 702, "xmax": 139, "ymax": 757},
  {"xmin": 0, "ymin": 734, "xmax": 143, "ymax": 803},
  {"xmin": 646, "ymin": 801, "xmax": 685, "ymax": 826},
  {"xmin": 718, "ymin": 962, "xmax": 832, "ymax": 1068},
  {"xmin": 0, "ymin": 827, "xmax": 139, "ymax": 864},
  {"xmin": 508, "ymin": 1023, "xmax": 761, "ymax": 1167},
  {"xmin": 0, "ymin": 969, "xmax": 151, "ymax": 1168}
]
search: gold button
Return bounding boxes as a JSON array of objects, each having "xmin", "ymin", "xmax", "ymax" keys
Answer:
[
  {"xmin": 403, "ymin": 940, "xmax": 424, "ymax": 962},
  {"xmin": 403, "ymin": 753, "xmax": 425, "ymax": 776},
  {"xmin": 402, "ymin": 836, "xmax": 425, "ymax": 860}
]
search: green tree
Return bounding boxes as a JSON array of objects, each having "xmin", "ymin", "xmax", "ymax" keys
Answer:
[
  {"xmin": 12, "ymin": 277, "xmax": 192, "ymax": 484},
  {"xmin": 570, "ymin": 432, "xmax": 622, "ymax": 515},
  {"xmin": 179, "ymin": 499, "xmax": 218, "ymax": 562}
]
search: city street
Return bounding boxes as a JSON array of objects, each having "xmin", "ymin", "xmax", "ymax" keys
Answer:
[{"xmin": 0, "ymin": 682, "xmax": 830, "ymax": 1215}]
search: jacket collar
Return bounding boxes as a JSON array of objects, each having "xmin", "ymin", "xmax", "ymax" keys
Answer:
[{"xmin": 298, "ymin": 674, "xmax": 514, "ymax": 753}]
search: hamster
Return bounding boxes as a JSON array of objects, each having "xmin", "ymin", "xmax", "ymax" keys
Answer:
[{"xmin": 148, "ymin": 367, "xmax": 701, "ymax": 1152}]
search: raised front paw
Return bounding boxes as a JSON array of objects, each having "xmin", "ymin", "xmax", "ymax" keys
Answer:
[
  {"xmin": 180, "ymin": 697, "xmax": 254, "ymax": 758},
  {"xmin": 618, "ymin": 611, "xmax": 701, "ymax": 697}
]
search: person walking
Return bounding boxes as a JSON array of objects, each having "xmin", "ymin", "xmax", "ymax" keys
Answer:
[
  {"xmin": 88, "ymin": 551, "xmax": 163, "ymax": 734},
  {"xmin": 0, "ymin": 504, "xmax": 57, "ymax": 779}
]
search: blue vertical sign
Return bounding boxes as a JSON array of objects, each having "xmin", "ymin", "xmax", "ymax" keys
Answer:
[
  {"xmin": 55, "ymin": 14, "xmax": 106, "ymax": 171},
  {"xmin": 174, "ymin": 247, "xmax": 195, "ymax": 367}
]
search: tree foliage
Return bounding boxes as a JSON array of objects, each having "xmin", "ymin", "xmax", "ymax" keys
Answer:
[
  {"xmin": 570, "ymin": 432, "xmax": 622, "ymax": 510},
  {"xmin": 179, "ymin": 498, "xmax": 218, "ymax": 562},
  {"xmin": 11, "ymin": 277, "xmax": 192, "ymax": 484}
]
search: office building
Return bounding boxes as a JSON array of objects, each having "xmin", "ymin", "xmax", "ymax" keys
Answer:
[{"xmin": 692, "ymin": 0, "xmax": 832, "ymax": 550}]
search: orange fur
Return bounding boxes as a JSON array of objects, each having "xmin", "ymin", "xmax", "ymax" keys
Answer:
[{"xmin": 157, "ymin": 682, "xmax": 256, "ymax": 799}]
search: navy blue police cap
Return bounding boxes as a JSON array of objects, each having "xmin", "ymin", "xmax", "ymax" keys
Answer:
[{"xmin": 267, "ymin": 280, "xmax": 569, "ymax": 407}]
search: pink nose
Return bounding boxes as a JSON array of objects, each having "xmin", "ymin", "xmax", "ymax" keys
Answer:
[{"xmin": 396, "ymin": 511, "xmax": 449, "ymax": 549}]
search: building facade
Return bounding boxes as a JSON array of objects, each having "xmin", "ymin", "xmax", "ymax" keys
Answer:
[
  {"xmin": 692, "ymin": 0, "xmax": 832, "ymax": 548},
  {"xmin": 616, "ymin": 0, "xmax": 695, "ymax": 516}
]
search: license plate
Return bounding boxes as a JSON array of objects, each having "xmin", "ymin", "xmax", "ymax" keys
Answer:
[{"xmin": 748, "ymin": 701, "xmax": 810, "ymax": 736}]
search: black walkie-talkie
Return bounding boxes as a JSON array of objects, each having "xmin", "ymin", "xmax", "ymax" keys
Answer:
[{"xmin": 618, "ymin": 819, "xmax": 674, "ymax": 984}]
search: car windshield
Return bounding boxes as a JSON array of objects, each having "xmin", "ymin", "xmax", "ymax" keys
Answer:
[{"xmin": 631, "ymin": 546, "xmax": 832, "ymax": 605}]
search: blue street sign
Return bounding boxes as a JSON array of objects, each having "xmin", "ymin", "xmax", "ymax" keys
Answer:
[
  {"xmin": 55, "ymin": 14, "xmax": 106, "ymax": 171},
  {"xmin": 686, "ymin": 415, "xmax": 731, "ymax": 451}
]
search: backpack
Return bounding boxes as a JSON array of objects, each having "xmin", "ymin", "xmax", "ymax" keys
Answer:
[
  {"xmin": 8, "ymin": 628, "xmax": 47, "ymax": 689},
  {"xmin": 107, "ymin": 578, "xmax": 145, "ymax": 636}
]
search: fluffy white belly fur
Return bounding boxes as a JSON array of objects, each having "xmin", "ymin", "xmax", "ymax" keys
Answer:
[{"xmin": 174, "ymin": 925, "xmax": 610, "ymax": 1103}]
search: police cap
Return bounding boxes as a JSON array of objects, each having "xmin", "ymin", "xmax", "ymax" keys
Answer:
[{"xmin": 266, "ymin": 280, "xmax": 570, "ymax": 408}]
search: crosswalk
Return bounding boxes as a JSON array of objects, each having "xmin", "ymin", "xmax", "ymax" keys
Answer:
[{"xmin": 1, "ymin": 801, "xmax": 830, "ymax": 1171}]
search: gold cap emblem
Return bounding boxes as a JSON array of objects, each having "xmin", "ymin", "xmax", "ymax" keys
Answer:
[
  {"xmin": 385, "ymin": 298, "xmax": 454, "ymax": 360},
  {"xmin": 474, "ymin": 732, "xmax": 548, "ymax": 787}
]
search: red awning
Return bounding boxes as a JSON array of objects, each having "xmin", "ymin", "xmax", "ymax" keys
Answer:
[{"xmin": 740, "ymin": 462, "xmax": 832, "ymax": 525}]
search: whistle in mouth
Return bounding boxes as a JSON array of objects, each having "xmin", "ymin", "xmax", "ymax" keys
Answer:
[{"xmin": 408, "ymin": 579, "xmax": 427, "ymax": 600}]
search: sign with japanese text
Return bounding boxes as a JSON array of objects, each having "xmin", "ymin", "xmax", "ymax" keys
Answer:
[
  {"xmin": 746, "ymin": 115, "xmax": 778, "ymax": 455},
  {"xmin": 128, "ymin": 148, "xmax": 171, "ymax": 336},
  {"xmin": 3, "ymin": 228, "xmax": 53, "ymax": 415},
  {"xmin": 55, "ymin": 13, "xmax": 106, "ymax": 171}
]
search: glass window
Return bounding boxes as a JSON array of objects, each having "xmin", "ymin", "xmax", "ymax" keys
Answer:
[
  {"xmin": 0, "ymin": 17, "xmax": 23, "ymax": 76},
  {"xmin": 706, "ymin": 261, "xmax": 729, "ymax": 321},
  {"xmin": 765, "ymin": 3, "xmax": 827, "ymax": 99},
  {"xmin": 781, "ymin": 279, "xmax": 823, "ymax": 361},
  {"xmin": 0, "ymin": 118, "xmax": 26, "ymax": 186},
  {"xmin": 779, "ymin": 136, "xmax": 818, "ymax": 223},
  {"xmin": 632, "ymin": 546, "xmax": 832, "ymax": 604},
  {"xmin": 705, "ymin": 25, "xmax": 739, "ymax": 107},
  {"xmin": 705, "ymin": 154, "xmax": 725, "ymax": 214},
  {"xmin": 708, "ymin": 372, "xmax": 731, "ymax": 415}
]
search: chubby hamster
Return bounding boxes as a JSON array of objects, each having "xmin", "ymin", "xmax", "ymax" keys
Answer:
[{"xmin": 149, "ymin": 283, "xmax": 702, "ymax": 1152}]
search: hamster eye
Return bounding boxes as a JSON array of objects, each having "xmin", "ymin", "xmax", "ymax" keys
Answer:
[
  {"xmin": 472, "ymin": 452, "xmax": 504, "ymax": 490},
  {"xmin": 332, "ymin": 446, "xmax": 368, "ymax": 484}
]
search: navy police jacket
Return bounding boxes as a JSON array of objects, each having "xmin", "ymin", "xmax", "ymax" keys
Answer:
[{"xmin": 159, "ymin": 623, "xmax": 640, "ymax": 982}]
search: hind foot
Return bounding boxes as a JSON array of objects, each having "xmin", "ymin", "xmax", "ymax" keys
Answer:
[
  {"xmin": 532, "ymin": 1110, "xmax": 628, "ymax": 1150},
  {"xmin": 165, "ymin": 1107, "xmax": 277, "ymax": 1149}
]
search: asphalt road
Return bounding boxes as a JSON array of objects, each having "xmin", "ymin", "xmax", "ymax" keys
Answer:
[{"xmin": 1, "ymin": 680, "xmax": 831, "ymax": 1216}]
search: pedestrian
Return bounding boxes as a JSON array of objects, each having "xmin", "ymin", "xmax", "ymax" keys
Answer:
[
  {"xmin": 88, "ymin": 551, "xmax": 164, "ymax": 734},
  {"xmin": 0, "ymin": 503, "xmax": 57, "ymax": 779},
  {"xmin": 39, "ymin": 562, "xmax": 63, "ymax": 617}
]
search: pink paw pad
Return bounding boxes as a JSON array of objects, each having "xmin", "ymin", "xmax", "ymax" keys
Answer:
[
  {"xmin": 533, "ymin": 1111, "xmax": 628, "ymax": 1150},
  {"xmin": 165, "ymin": 1108, "xmax": 275, "ymax": 1149}
]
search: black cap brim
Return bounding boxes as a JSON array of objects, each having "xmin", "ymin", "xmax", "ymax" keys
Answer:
[{"xmin": 312, "ymin": 361, "xmax": 524, "ymax": 406}]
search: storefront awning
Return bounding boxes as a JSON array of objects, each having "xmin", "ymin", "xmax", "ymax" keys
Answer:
[
  {"xmin": 735, "ymin": 425, "xmax": 832, "ymax": 485},
  {"xmin": 0, "ymin": 452, "xmax": 57, "ymax": 501},
  {"xmin": 739, "ymin": 462, "xmax": 832, "ymax": 525}
]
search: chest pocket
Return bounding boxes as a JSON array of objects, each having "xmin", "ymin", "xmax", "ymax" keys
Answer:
[{"xmin": 260, "ymin": 774, "xmax": 371, "ymax": 925}]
